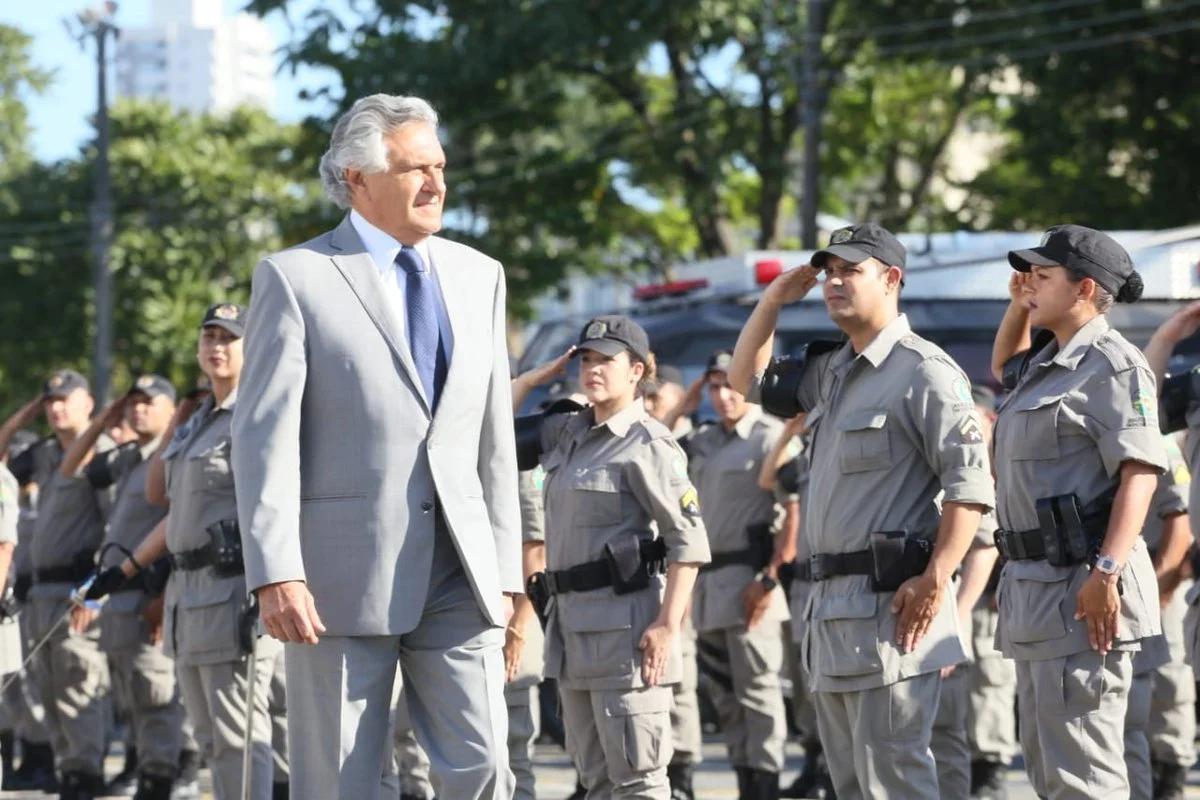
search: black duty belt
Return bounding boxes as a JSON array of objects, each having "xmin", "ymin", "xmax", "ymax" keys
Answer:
[
  {"xmin": 170, "ymin": 544, "xmax": 244, "ymax": 575},
  {"xmin": 992, "ymin": 529, "xmax": 1047, "ymax": 561},
  {"xmin": 794, "ymin": 550, "xmax": 875, "ymax": 583},
  {"xmin": 700, "ymin": 549, "xmax": 761, "ymax": 573},
  {"xmin": 543, "ymin": 539, "xmax": 666, "ymax": 597}
]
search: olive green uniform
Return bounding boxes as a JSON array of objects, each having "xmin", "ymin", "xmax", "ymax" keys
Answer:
[
  {"xmin": 541, "ymin": 403, "xmax": 711, "ymax": 799},
  {"xmin": 994, "ymin": 316, "xmax": 1167, "ymax": 799}
]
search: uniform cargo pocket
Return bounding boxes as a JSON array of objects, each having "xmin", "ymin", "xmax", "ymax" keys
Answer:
[
  {"xmin": 176, "ymin": 581, "xmax": 240, "ymax": 656},
  {"xmin": 811, "ymin": 593, "xmax": 882, "ymax": 677},
  {"xmin": 559, "ymin": 599, "xmax": 634, "ymax": 680},
  {"xmin": 1001, "ymin": 567, "xmax": 1071, "ymax": 644},
  {"xmin": 603, "ymin": 687, "xmax": 672, "ymax": 773},
  {"xmin": 572, "ymin": 467, "xmax": 623, "ymax": 526},
  {"xmin": 838, "ymin": 410, "xmax": 891, "ymax": 473}
]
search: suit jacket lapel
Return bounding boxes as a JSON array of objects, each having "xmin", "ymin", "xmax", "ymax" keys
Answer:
[
  {"xmin": 429, "ymin": 237, "xmax": 470, "ymax": 419},
  {"xmin": 328, "ymin": 216, "xmax": 431, "ymax": 416}
]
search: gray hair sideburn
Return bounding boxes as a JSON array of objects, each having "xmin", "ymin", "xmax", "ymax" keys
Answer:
[{"xmin": 318, "ymin": 94, "xmax": 440, "ymax": 209}]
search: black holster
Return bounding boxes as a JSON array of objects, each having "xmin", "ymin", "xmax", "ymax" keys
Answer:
[
  {"xmin": 526, "ymin": 573, "xmax": 550, "ymax": 626},
  {"xmin": 205, "ymin": 519, "xmax": 245, "ymax": 579},
  {"xmin": 1036, "ymin": 495, "xmax": 1093, "ymax": 568},
  {"xmin": 868, "ymin": 531, "xmax": 932, "ymax": 592},
  {"xmin": 747, "ymin": 522, "xmax": 775, "ymax": 572},
  {"xmin": 604, "ymin": 536, "xmax": 662, "ymax": 596},
  {"xmin": 1159, "ymin": 367, "xmax": 1200, "ymax": 434}
]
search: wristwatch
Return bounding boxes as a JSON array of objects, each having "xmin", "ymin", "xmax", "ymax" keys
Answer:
[
  {"xmin": 1093, "ymin": 555, "xmax": 1122, "ymax": 576},
  {"xmin": 758, "ymin": 573, "xmax": 778, "ymax": 592}
]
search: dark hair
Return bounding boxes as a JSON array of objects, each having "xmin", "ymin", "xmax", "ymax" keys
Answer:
[
  {"xmin": 1066, "ymin": 267, "xmax": 1143, "ymax": 311},
  {"xmin": 632, "ymin": 350, "xmax": 658, "ymax": 397}
]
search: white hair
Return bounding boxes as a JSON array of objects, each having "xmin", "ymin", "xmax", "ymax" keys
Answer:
[{"xmin": 318, "ymin": 94, "xmax": 440, "ymax": 209}]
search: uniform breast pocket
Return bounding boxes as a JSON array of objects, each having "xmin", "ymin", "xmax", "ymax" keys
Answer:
[
  {"xmin": 838, "ymin": 410, "xmax": 892, "ymax": 474},
  {"xmin": 1010, "ymin": 398, "xmax": 1062, "ymax": 461},
  {"xmin": 572, "ymin": 467, "xmax": 623, "ymax": 527},
  {"xmin": 191, "ymin": 441, "xmax": 234, "ymax": 493}
]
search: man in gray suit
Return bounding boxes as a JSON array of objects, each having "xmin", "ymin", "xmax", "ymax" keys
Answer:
[{"xmin": 232, "ymin": 93, "xmax": 523, "ymax": 800}]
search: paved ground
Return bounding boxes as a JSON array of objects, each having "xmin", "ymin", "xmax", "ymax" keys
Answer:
[{"xmin": 5, "ymin": 739, "xmax": 1199, "ymax": 798}]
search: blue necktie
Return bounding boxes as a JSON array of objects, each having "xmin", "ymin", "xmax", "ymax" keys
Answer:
[{"xmin": 396, "ymin": 246, "xmax": 446, "ymax": 409}]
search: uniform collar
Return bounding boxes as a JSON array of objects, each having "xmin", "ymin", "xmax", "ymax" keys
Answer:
[
  {"xmin": 856, "ymin": 314, "xmax": 912, "ymax": 368},
  {"xmin": 1049, "ymin": 315, "xmax": 1111, "ymax": 371},
  {"xmin": 138, "ymin": 436, "xmax": 163, "ymax": 462},
  {"xmin": 593, "ymin": 400, "xmax": 647, "ymax": 438},
  {"xmin": 726, "ymin": 406, "xmax": 762, "ymax": 440},
  {"xmin": 204, "ymin": 387, "xmax": 238, "ymax": 416}
]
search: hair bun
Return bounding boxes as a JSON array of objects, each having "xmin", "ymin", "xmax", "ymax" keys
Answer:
[{"xmin": 1117, "ymin": 271, "xmax": 1144, "ymax": 303}]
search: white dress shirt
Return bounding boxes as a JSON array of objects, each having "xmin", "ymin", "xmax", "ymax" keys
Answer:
[{"xmin": 349, "ymin": 210, "xmax": 455, "ymax": 362}]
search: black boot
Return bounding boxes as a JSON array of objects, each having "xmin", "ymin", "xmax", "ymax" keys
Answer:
[
  {"xmin": 783, "ymin": 741, "xmax": 823, "ymax": 798},
  {"xmin": 746, "ymin": 768, "xmax": 781, "ymax": 800},
  {"xmin": 736, "ymin": 766, "xmax": 753, "ymax": 798},
  {"xmin": 132, "ymin": 774, "xmax": 175, "ymax": 800},
  {"xmin": 1155, "ymin": 761, "xmax": 1188, "ymax": 800},
  {"xmin": 273, "ymin": 781, "xmax": 290, "ymax": 800},
  {"xmin": 7, "ymin": 739, "xmax": 58, "ymax": 791},
  {"xmin": 0, "ymin": 731, "xmax": 14, "ymax": 789},
  {"xmin": 58, "ymin": 769, "xmax": 105, "ymax": 800},
  {"xmin": 667, "ymin": 761, "xmax": 696, "ymax": 800},
  {"xmin": 969, "ymin": 759, "xmax": 1007, "ymax": 799},
  {"xmin": 171, "ymin": 748, "xmax": 202, "ymax": 798},
  {"xmin": 106, "ymin": 745, "xmax": 139, "ymax": 796}
]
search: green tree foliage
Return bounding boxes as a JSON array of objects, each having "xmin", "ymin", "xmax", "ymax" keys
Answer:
[
  {"xmin": 0, "ymin": 101, "xmax": 325, "ymax": 409},
  {"xmin": 0, "ymin": 25, "xmax": 51, "ymax": 202}
]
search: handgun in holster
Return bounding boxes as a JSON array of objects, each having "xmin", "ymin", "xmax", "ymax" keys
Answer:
[
  {"xmin": 868, "ymin": 531, "xmax": 933, "ymax": 592},
  {"xmin": 205, "ymin": 518, "xmax": 245, "ymax": 578},
  {"xmin": 604, "ymin": 537, "xmax": 653, "ymax": 596},
  {"xmin": 525, "ymin": 572, "xmax": 550, "ymax": 626},
  {"xmin": 747, "ymin": 521, "xmax": 775, "ymax": 572}
]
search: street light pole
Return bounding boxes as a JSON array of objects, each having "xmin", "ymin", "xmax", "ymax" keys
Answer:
[
  {"xmin": 67, "ymin": 2, "xmax": 119, "ymax": 403},
  {"xmin": 799, "ymin": 0, "xmax": 827, "ymax": 249}
]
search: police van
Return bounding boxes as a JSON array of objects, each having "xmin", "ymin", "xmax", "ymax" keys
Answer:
[{"xmin": 515, "ymin": 225, "xmax": 1200, "ymax": 415}]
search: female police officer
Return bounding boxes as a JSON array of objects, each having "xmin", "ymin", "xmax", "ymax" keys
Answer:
[
  {"xmin": 990, "ymin": 225, "xmax": 1167, "ymax": 799},
  {"xmin": 98, "ymin": 304, "xmax": 282, "ymax": 800},
  {"xmin": 531, "ymin": 314, "xmax": 711, "ymax": 799}
]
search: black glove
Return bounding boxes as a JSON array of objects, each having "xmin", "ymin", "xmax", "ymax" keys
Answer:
[
  {"xmin": 0, "ymin": 589, "xmax": 18, "ymax": 621},
  {"xmin": 85, "ymin": 566, "xmax": 128, "ymax": 601}
]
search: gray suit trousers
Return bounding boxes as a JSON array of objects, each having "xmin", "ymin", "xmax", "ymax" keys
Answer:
[{"xmin": 285, "ymin": 529, "xmax": 511, "ymax": 800}]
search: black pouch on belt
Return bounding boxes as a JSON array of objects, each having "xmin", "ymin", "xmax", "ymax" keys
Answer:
[
  {"xmin": 205, "ymin": 518, "xmax": 245, "ymax": 578},
  {"xmin": 238, "ymin": 595, "xmax": 259, "ymax": 655},
  {"xmin": 605, "ymin": 537, "xmax": 651, "ymax": 596},
  {"xmin": 1036, "ymin": 495, "xmax": 1089, "ymax": 568},
  {"xmin": 747, "ymin": 521, "xmax": 775, "ymax": 571},
  {"xmin": 525, "ymin": 572, "xmax": 550, "ymax": 626},
  {"xmin": 868, "ymin": 531, "xmax": 932, "ymax": 592}
]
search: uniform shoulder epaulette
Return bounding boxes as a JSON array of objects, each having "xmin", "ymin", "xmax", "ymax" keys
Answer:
[
  {"xmin": 896, "ymin": 332, "xmax": 946, "ymax": 361},
  {"xmin": 638, "ymin": 416, "xmax": 676, "ymax": 441},
  {"xmin": 1091, "ymin": 331, "xmax": 1141, "ymax": 373}
]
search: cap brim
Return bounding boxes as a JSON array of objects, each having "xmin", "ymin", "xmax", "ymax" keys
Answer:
[
  {"xmin": 202, "ymin": 320, "xmax": 245, "ymax": 337},
  {"xmin": 1008, "ymin": 247, "xmax": 1060, "ymax": 272},
  {"xmin": 575, "ymin": 339, "xmax": 626, "ymax": 357},
  {"xmin": 812, "ymin": 244, "xmax": 873, "ymax": 268}
]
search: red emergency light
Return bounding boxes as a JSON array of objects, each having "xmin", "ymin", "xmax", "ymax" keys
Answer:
[
  {"xmin": 755, "ymin": 259, "xmax": 784, "ymax": 285},
  {"xmin": 633, "ymin": 279, "xmax": 710, "ymax": 300}
]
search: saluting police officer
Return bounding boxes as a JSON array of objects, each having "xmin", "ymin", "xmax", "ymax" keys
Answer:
[
  {"xmin": 105, "ymin": 304, "xmax": 284, "ymax": 800},
  {"xmin": 59, "ymin": 374, "xmax": 183, "ymax": 800},
  {"xmin": 990, "ymin": 225, "xmax": 1166, "ymax": 799},
  {"xmin": 687, "ymin": 348, "xmax": 791, "ymax": 798},
  {"xmin": 728, "ymin": 223, "xmax": 995, "ymax": 799},
  {"xmin": 532, "ymin": 315, "xmax": 711, "ymax": 799},
  {"xmin": 1122, "ymin": 435, "xmax": 1188, "ymax": 800},
  {"xmin": 13, "ymin": 370, "xmax": 115, "ymax": 798}
]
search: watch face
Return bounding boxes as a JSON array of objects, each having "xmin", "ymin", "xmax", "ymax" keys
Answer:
[{"xmin": 1095, "ymin": 556, "xmax": 1119, "ymax": 574}]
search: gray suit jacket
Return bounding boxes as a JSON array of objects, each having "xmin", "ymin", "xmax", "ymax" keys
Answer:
[{"xmin": 232, "ymin": 216, "xmax": 522, "ymax": 635}]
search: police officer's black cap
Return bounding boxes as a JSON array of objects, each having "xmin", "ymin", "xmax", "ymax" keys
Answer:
[
  {"xmin": 812, "ymin": 223, "xmax": 907, "ymax": 270},
  {"xmin": 1008, "ymin": 225, "xmax": 1136, "ymax": 299},
  {"xmin": 655, "ymin": 365, "xmax": 685, "ymax": 389},
  {"xmin": 705, "ymin": 349, "xmax": 734, "ymax": 376},
  {"xmin": 42, "ymin": 369, "xmax": 89, "ymax": 399},
  {"xmin": 127, "ymin": 374, "xmax": 176, "ymax": 403},
  {"xmin": 200, "ymin": 303, "xmax": 246, "ymax": 337},
  {"xmin": 574, "ymin": 315, "xmax": 651, "ymax": 363}
]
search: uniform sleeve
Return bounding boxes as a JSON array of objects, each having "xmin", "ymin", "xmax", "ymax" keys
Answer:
[
  {"xmin": 745, "ymin": 351, "xmax": 828, "ymax": 412},
  {"xmin": 518, "ymin": 468, "xmax": 546, "ymax": 544},
  {"xmin": 972, "ymin": 509, "xmax": 999, "ymax": 549},
  {"xmin": 1151, "ymin": 438, "xmax": 1189, "ymax": 519},
  {"xmin": 1083, "ymin": 365, "xmax": 1169, "ymax": 477},
  {"xmin": 539, "ymin": 412, "xmax": 576, "ymax": 464},
  {"xmin": 904, "ymin": 358, "xmax": 996, "ymax": 509},
  {"xmin": 84, "ymin": 444, "xmax": 139, "ymax": 490},
  {"xmin": 774, "ymin": 449, "xmax": 807, "ymax": 504},
  {"xmin": 625, "ymin": 436, "xmax": 711, "ymax": 566},
  {"xmin": 7, "ymin": 445, "xmax": 35, "ymax": 486},
  {"xmin": 0, "ymin": 467, "xmax": 18, "ymax": 546}
]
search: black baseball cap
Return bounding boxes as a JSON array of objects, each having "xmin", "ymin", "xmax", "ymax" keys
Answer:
[
  {"xmin": 654, "ymin": 365, "xmax": 685, "ymax": 389},
  {"xmin": 200, "ymin": 303, "xmax": 246, "ymax": 337},
  {"xmin": 42, "ymin": 369, "xmax": 89, "ymax": 399},
  {"xmin": 1008, "ymin": 225, "xmax": 1135, "ymax": 298},
  {"xmin": 127, "ymin": 374, "xmax": 176, "ymax": 402},
  {"xmin": 812, "ymin": 223, "xmax": 907, "ymax": 270},
  {"xmin": 574, "ymin": 315, "xmax": 651, "ymax": 363},
  {"xmin": 705, "ymin": 349, "xmax": 734, "ymax": 376}
]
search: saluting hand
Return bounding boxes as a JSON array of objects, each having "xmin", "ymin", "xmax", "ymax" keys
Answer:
[
  {"xmin": 891, "ymin": 573, "xmax": 944, "ymax": 654},
  {"xmin": 1155, "ymin": 300, "xmax": 1200, "ymax": 345},
  {"xmin": 638, "ymin": 620, "xmax": 677, "ymax": 686},
  {"xmin": 763, "ymin": 265, "xmax": 820, "ymax": 308},
  {"xmin": 257, "ymin": 580, "xmax": 326, "ymax": 644},
  {"xmin": 1007, "ymin": 272, "xmax": 1032, "ymax": 305},
  {"xmin": 1075, "ymin": 571, "xmax": 1121, "ymax": 654}
]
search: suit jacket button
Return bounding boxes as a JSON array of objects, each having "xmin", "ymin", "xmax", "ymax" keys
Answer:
[{"xmin": 421, "ymin": 500, "xmax": 434, "ymax": 512}]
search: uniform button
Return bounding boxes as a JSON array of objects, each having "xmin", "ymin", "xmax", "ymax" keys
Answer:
[{"xmin": 421, "ymin": 500, "xmax": 434, "ymax": 512}]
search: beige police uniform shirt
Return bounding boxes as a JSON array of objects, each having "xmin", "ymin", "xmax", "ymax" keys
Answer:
[
  {"xmin": 688, "ymin": 406, "xmax": 789, "ymax": 632},
  {"xmin": 993, "ymin": 315, "xmax": 1168, "ymax": 662},
  {"xmin": 539, "ymin": 402, "xmax": 711, "ymax": 691},
  {"xmin": 751, "ymin": 314, "xmax": 995, "ymax": 692},
  {"xmin": 508, "ymin": 466, "xmax": 546, "ymax": 691},
  {"xmin": 90, "ymin": 438, "xmax": 167, "ymax": 614},
  {"xmin": 162, "ymin": 390, "xmax": 249, "ymax": 666},
  {"xmin": 28, "ymin": 435, "xmax": 115, "ymax": 600}
]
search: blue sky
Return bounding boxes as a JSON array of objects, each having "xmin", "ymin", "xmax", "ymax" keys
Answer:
[{"xmin": 4, "ymin": 0, "xmax": 345, "ymax": 162}]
